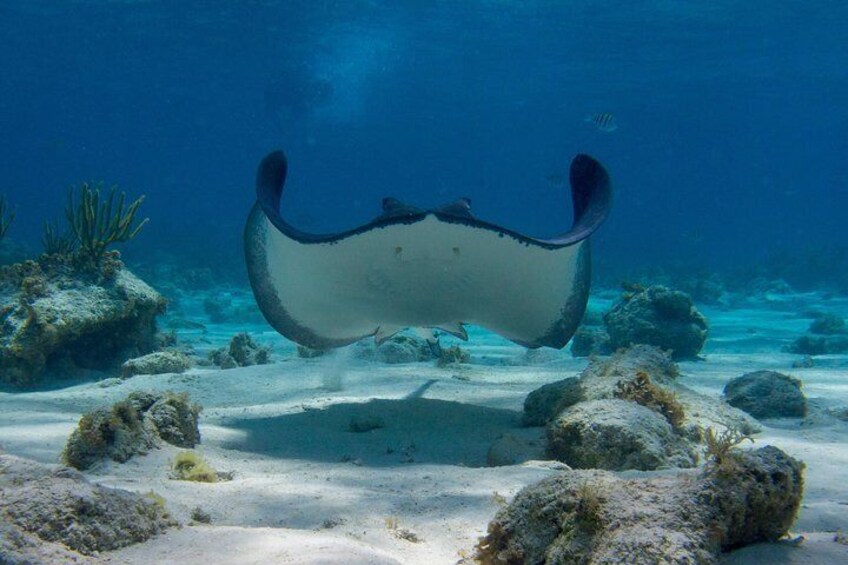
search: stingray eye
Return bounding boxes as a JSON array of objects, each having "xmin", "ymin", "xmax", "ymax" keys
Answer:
[
  {"xmin": 452, "ymin": 247, "xmax": 460, "ymax": 256},
  {"xmin": 394, "ymin": 246, "xmax": 403, "ymax": 256}
]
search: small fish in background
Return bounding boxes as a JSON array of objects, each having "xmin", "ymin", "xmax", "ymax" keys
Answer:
[{"xmin": 585, "ymin": 112, "xmax": 618, "ymax": 132}]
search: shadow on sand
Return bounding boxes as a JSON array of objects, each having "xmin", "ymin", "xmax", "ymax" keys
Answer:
[{"xmin": 215, "ymin": 397, "xmax": 535, "ymax": 468}]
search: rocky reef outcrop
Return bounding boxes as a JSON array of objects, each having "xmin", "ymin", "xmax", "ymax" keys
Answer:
[
  {"xmin": 0, "ymin": 451, "xmax": 176, "ymax": 562},
  {"xmin": 353, "ymin": 332, "xmax": 470, "ymax": 366},
  {"xmin": 476, "ymin": 446, "xmax": 804, "ymax": 564},
  {"xmin": 0, "ymin": 254, "xmax": 166, "ymax": 386}
]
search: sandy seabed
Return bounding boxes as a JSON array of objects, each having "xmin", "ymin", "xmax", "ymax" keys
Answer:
[{"xmin": 1, "ymin": 291, "xmax": 847, "ymax": 564}]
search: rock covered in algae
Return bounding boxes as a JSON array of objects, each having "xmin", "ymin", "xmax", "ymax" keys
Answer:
[
  {"xmin": 523, "ymin": 346, "xmax": 759, "ymax": 471},
  {"xmin": 523, "ymin": 377, "xmax": 583, "ymax": 427},
  {"xmin": 787, "ymin": 334, "xmax": 848, "ymax": 355},
  {"xmin": 808, "ymin": 312, "xmax": 846, "ymax": 335},
  {"xmin": 62, "ymin": 390, "xmax": 202, "ymax": 470},
  {"xmin": 0, "ymin": 452, "xmax": 176, "ymax": 561},
  {"xmin": 524, "ymin": 345, "xmax": 682, "ymax": 426},
  {"xmin": 723, "ymin": 370, "xmax": 806, "ymax": 419},
  {"xmin": 356, "ymin": 334, "xmax": 436, "ymax": 364},
  {"xmin": 476, "ymin": 446, "xmax": 804, "ymax": 565},
  {"xmin": 569, "ymin": 326, "xmax": 612, "ymax": 357},
  {"xmin": 209, "ymin": 332, "xmax": 271, "ymax": 368},
  {"xmin": 121, "ymin": 350, "xmax": 193, "ymax": 377},
  {"xmin": 0, "ymin": 254, "xmax": 166, "ymax": 386},
  {"xmin": 603, "ymin": 285, "xmax": 708, "ymax": 359},
  {"xmin": 375, "ymin": 338, "xmax": 430, "ymax": 363},
  {"xmin": 547, "ymin": 398, "xmax": 697, "ymax": 471}
]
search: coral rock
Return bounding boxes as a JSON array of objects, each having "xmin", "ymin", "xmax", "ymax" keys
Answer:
[
  {"xmin": 62, "ymin": 391, "xmax": 201, "ymax": 470},
  {"xmin": 569, "ymin": 326, "xmax": 612, "ymax": 357},
  {"xmin": 787, "ymin": 334, "xmax": 848, "ymax": 356},
  {"xmin": 723, "ymin": 370, "xmax": 806, "ymax": 419},
  {"xmin": 209, "ymin": 332, "xmax": 270, "ymax": 368},
  {"xmin": 547, "ymin": 399, "xmax": 697, "ymax": 470},
  {"xmin": 477, "ymin": 446, "xmax": 804, "ymax": 565},
  {"xmin": 603, "ymin": 285, "xmax": 708, "ymax": 359},
  {"xmin": 522, "ymin": 377, "xmax": 583, "ymax": 426},
  {"xmin": 0, "ymin": 453, "xmax": 176, "ymax": 560},
  {"xmin": 808, "ymin": 313, "xmax": 846, "ymax": 335},
  {"xmin": 0, "ymin": 259, "xmax": 166, "ymax": 386},
  {"xmin": 524, "ymin": 346, "xmax": 759, "ymax": 469},
  {"xmin": 121, "ymin": 350, "xmax": 193, "ymax": 378}
]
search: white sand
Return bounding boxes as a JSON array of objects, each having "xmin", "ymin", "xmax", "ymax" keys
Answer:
[{"xmin": 2, "ymin": 292, "xmax": 847, "ymax": 564}]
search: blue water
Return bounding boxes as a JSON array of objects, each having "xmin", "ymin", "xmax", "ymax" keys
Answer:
[{"xmin": 1, "ymin": 1, "xmax": 846, "ymax": 286}]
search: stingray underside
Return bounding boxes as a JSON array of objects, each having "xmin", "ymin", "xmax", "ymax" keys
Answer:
[{"xmin": 244, "ymin": 150, "xmax": 612, "ymax": 349}]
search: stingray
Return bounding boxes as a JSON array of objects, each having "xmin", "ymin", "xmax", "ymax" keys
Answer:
[{"xmin": 244, "ymin": 150, "xmax": 612, "ymax": 350}]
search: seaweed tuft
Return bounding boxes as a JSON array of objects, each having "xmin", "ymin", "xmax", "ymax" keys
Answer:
[
  {"xmin": 615, "ymin": 370, "xmax": 685, "ymax": 430},
  {"xmin": 66, "ymin": 182, "xmax": 148, "ymax": 261},
  {"xmin": 171, "ymin": 450, "xmax": 219, "ymax": 483}
]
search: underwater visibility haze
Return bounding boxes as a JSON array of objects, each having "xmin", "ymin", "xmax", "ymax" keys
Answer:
[
  {"xmin": 0, "ymin": 1, "xmax": 845, "ymax": 286},
  {"xmin": 1, "ymin": 2, "xmax": 848, "ymax": 564}
]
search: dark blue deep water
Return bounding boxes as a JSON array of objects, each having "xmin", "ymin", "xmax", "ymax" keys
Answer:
[{"xmin": 1, "ymin": 1, "xmax": 846, "ymax": 289}]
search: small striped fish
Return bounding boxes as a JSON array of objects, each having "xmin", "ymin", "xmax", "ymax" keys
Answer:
[{"xmin": 584, "ymin": 113, "xmax": 618, "ymax": 132}]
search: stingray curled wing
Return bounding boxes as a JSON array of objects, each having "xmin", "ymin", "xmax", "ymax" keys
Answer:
[{"xmin": 244, "ymin": 150, "xmax": 612, "ymax": 350}]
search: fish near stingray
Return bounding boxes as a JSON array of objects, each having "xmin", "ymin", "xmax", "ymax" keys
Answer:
[
  {"xmin": 585, "ymin": 112, "xmax": 618, "ymax": 132},
  {"xmin": 244, "ymin": 150, "xmax": 612, "ymax": 350}
]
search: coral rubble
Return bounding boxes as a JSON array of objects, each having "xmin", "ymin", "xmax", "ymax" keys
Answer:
[
  {"xmin": 570, "ymin": 326, "xmax": 612, "ymax": 357},
  {"xmin": 354, "ymin": 333, "xmax": 437, "ymax": 364},
  {"xmin": 809, "ymin": 313, "xmax": 846, "ymax": 335}
]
